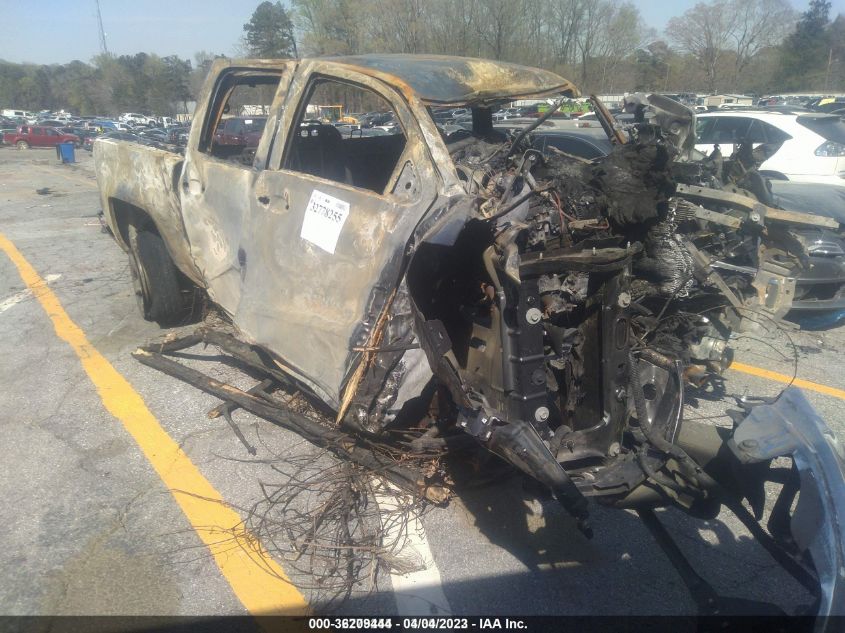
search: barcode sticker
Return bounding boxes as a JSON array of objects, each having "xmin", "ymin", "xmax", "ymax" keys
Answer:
[{"xmin": 300, "ymin": 189, "xmax": 350, "ymax": 254}]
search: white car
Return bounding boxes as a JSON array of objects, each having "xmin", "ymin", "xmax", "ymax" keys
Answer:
[
  {"xmin": 695, "ymin": 110, "xmax": 845, "ymax": 186},
  {"xmin": 119, "ymin": 112, "xmax": 152, "ymax": 126}
]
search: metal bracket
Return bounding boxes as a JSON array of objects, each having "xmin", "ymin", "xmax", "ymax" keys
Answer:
[
  {"xmin": 457, "ymin": 409, "xmax": 497, "ymax": 441},
  {"xmin": 684, "ymin": 240, "xmax": 744, "ymax": 309}
]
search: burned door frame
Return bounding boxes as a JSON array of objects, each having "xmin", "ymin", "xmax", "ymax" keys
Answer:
[
  {"xmin": 229, "ymin": 60, "xmax": 441, "ymax": 409},
  {"xmin": 179, "ymin": 61, "xmax": 297, "ymax": 316}
]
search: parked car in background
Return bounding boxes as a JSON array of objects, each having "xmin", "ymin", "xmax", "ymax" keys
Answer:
[
  {"xmin": 88, "ymin": 131, "xmax": 153, "ymax": 151},
  {"xmin": 358, "ymin": 127, "xmax": 389, "ymax": 137},
  {"xmin": 767, "ymin": 181, "xmax": 845, "ymax": 316},
  {"xmin": 333, "ymin": 123, "xmax": 361, "ymax": 137},
  {"xmin": 0, "ymin": 117, "xmax": 18, "ymax": 142},
  {"xmin": 3, "ymin": 125, "xmax": 80, "ymax": 149},
  {"xmin": 808, "ymin": 97, "xmax": 845, "ymax": 114},
  {"xmin": 139, "ymin": 128, "xmax": 171, "ymax": 143},
  {"xmin": 577, "ymin": 110, "xmax": 634, "ymax": 123},
  {"xmin": 88, "ymin": 120, "xmax": 118, "ymax": 131},
  {"xmin": 529, "ymin": 128, "xmax": 613, "ymax": 159},
  {"xmin": 450, "ymin": 113, "xmax": 473, "ymax": 130},
  {"xmin": 519, "ymin": 103, "xmax": 571, "ymax": 118},
  {"xmin": 363, "ymin": 111, "xmax": 395, "ymax": 127},
  {"xmin": 212, "ymin": 116, "xmax": 267, "ymax": 160},
  {"xmin": 695, "ymin": 111, "xmax": 845, "ymax": 186},
  {"xmin": 82, "ymin": 132, "xmax": 102, "ymax": 152},
  {"xmin": 496, "ymin": 107, "xmax": 522, "ymax": 118},
  {"xmin": 167, "ymin": 126, "xmax": 191, "ymax": 145},
  {"xmin": 119, "ymin": 113, "xmax": 153, "ymax": 126},
  {"xmin": 35, "ymin": 119, "xmax": 66, "ymax": 127},
  {"xmin": 428, "ymin": 109, "xmax": 454, "ymax": 125},
  {"xmin": 1, "ymin": 109, "xmax": 33, "ymax": 119}
]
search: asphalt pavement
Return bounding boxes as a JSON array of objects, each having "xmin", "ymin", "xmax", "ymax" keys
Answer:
[{"xmin": 1, "ymin": 146, "xmax": 844, "ymax": 619}]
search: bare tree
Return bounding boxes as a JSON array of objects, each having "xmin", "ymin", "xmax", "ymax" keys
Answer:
[
  {"xmin": 519, "ymin": 1, "xmax": 554, "ymax": 67},
  {"xmin": 475, "ymin": 0, "xmax": 524, "ymax": 60},
  {"xmin": 728, "ymin": 0, "xmax": 795, "ymax": 85},
  {"xmin": 284, "ymin": 0, "xmax": 796, "ymax": 95},
  {"xmin": 427, "ymin": 0, "xmax": 481, "ymax": 57},
  {"xmin": 666, "ymin": 0, "xmax": 735, "ymax": 93},
  {"xmin": 575, "ymin": 0, "xmax": 608, "ymax": 85},
  {"xmin": 591, "ymin": 2, "xmax": 650, "ymax": 92},
  {"xmin": 367, "ymin": 0, "xmax": 427, "ymax": 53},
  {"xmin": 551, "ymin": 0, "xmax": 586, "ymax": 67},
  {"xmin": 292, "ymin": 0, "xmax": 367, "ymax": 55}
]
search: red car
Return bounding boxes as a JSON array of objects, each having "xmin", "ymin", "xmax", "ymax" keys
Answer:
[
  {"xmin": 3, "ymin": 125, "xmax": 80, "ymax": 149},
  {"xmin": 212, "ymin": 117, "xmax": 266, "ymax": 160}
]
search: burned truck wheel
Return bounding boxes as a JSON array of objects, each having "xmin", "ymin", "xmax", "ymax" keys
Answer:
[{"xmin": 127, "ymin": 224, "xmax": 187, "ymax": 325}]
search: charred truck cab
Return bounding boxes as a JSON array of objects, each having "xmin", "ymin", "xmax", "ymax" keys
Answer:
[{"xmin": 94, "ymin": 55, "xmax": 845, "ymax": 623}]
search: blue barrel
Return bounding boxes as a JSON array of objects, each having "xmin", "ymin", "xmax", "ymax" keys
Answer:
[{"xmin": 57, "ymin": 142, "xmax": 75, "ymax": 163}]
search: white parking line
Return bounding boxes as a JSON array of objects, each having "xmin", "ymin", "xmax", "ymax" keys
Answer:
[
  {"xmin": 375, "ymin": 481, "xmax": 451, "ymax": 616},
  {"xmin": 0, "ymin": 273, "xmax": 61, "ymax": 313}
]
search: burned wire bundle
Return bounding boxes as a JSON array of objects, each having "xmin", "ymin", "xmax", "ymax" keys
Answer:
[{"xmin": 244, "ymin": 447, "xmax": 427, "ymax": 610}]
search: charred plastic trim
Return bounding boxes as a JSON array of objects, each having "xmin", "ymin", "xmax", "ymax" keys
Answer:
[
  {"xmin": 456, "ymin": 408, "xmax": 592, "ymax": 538},
  {"xmin": 730, "ymin": 388, "xmax": 845, "ymax": 622}
]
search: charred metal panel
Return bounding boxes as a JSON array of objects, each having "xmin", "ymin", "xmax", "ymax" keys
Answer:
[
  {"xmin": 178, "ymin": 63, "xmax": 297, "ymax": 317},
  {"xmin": 94, "ymin": 140, "xmax": 203, "ymax": 286},
  {"xmin": 228, "ymin": 60, "xmax": 441, "ymax": 408},
  {"xmin": 327, "ymin": 54, "xmax": 579, "ymax": 105}
]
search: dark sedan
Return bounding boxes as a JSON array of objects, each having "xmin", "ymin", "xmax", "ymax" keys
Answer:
[
  {"xmin": 87, "ymin": 131, "xmax": 154, "ymax": 151},
  {"xmin": 490, "ymin": 125, "xmax": 613, "ymax": 160},
  {"xmin": 167, "ymin": 126, "xmax": 190, "ymax": 145},
  {"xmin": 529, "ymin": 129, "xmax": 613, "ymax": 160},
  {"xmin": 769, "ymin": 181, "xmax": 845, "ymax": 320}
]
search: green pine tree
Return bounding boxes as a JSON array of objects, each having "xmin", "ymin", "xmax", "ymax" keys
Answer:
[{"xmin": 243, "ymin": 2, "xmax": 298, "ymax": 59}]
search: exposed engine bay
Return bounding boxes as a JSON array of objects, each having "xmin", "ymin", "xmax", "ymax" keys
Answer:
[
  {"xmin": 331, "ymin": 95, "xmax": 843, "ymax": 619},
  {"xmin": 371, "ymin": 95, "xmax": 833, "ymax": 524}
]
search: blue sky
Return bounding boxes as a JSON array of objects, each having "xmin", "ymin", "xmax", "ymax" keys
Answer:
[{"xmin": 0, "ymin": 0, "xmax": 842, "ymax": 66}]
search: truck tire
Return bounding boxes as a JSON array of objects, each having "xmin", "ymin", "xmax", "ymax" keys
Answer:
[
  {"xmin": 16, "ymin": 140, "xmax": 29, "ymax": 150},
  {"xmin": 127, "ymin": 224, "xmax": 186, "ymax": 325}
]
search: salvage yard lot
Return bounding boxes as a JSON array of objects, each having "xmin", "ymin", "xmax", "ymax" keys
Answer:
[{"xmin": 2, "ymin": 146, "xmax": 845, "ymax": 618}]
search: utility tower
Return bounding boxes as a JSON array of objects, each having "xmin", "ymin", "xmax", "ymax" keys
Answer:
[{"xmin": 95, "ymin": 0, "xmax": 109, "ymax": 55}]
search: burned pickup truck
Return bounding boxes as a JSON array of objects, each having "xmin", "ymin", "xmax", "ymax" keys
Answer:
[{"xmin": 94, "ymin": 56, "xmax": 845, "ymax": 621}]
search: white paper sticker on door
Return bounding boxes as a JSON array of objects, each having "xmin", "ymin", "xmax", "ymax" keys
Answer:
[{"xmin": 300, "ymin": 189, "xmax": 350, "ymax": 254}]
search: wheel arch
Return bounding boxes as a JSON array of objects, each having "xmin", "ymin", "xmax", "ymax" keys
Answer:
[
  {"xmin": 109, "ymin": 198, "xmax": 161, "ymax": 252},
  {"xmin": 107, "ymin": 196, "xmax": 205, "ymax": 290}
]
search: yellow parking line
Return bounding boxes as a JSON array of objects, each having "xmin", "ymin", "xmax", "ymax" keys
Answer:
[
  {"xmin": 731, "ymin": 361, "xmax": 845, "ymax": 401},
  {"xmin": 0, "ymin": 233, "xmax": 308, "ymax": 615}
]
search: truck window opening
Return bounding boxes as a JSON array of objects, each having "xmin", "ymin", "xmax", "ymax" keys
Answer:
[
  {"xmin": 282, "ymin": 78, "xmax": 406, "ymax": 195},
  {"xmin": 200, "ymin": 71, "xmax": 282, "ymax": 164}
]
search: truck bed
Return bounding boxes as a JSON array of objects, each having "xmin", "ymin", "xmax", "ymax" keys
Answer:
[{"xmin": 93, "ymin": 138, "xmax": 202, "ymax": 286}]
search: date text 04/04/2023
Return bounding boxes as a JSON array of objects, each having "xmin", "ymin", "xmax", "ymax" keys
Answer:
[{"xmin": 307, "ymin": 618, "xmax": 528, "ymax": 630}]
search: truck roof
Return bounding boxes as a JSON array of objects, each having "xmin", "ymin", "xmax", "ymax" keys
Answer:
[
  {"xmin": 224, "ymin": 55, "xmax": 579, "ymax": 106},
  {"xmin": 329, "ymin": 54, "xmax": 578, "ymax": 105}
]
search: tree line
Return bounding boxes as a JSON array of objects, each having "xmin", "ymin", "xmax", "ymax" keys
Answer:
[{"xmin": 0, "ymin": 0, "xmax": 842, "ymax": 116}]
